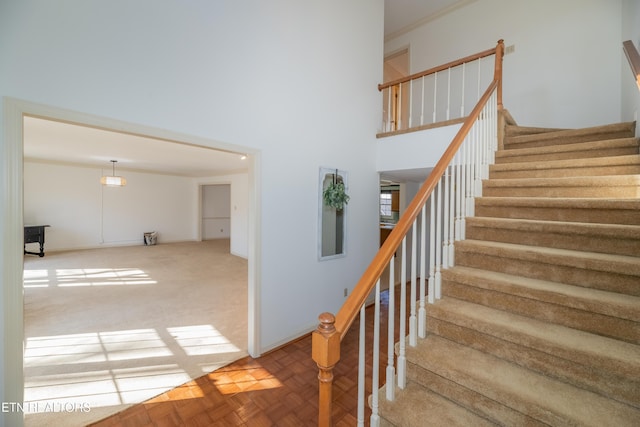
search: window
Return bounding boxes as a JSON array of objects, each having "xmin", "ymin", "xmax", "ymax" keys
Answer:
[{"xmin": 380, "ymin": 192, "xmax": 392, "ymax": 217}]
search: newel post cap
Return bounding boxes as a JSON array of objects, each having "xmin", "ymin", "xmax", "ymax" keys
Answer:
[{"xmin": 312, "ymin": 312, "xmax": 340, "ymax": 367}]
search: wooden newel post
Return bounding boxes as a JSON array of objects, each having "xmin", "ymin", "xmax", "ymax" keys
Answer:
[
  {"xmin": 494, "ymin": 39, "xmax": 505, "ymax": 110},
  {"xmin": 312, "ymin": 312, "xmax": 340, "ymax": 427}
]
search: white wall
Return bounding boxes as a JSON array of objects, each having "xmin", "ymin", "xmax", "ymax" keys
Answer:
[
  {"xmin": 197, "ymin": 173, "xmax": 250, "ymax": 259},
  {"xmin": 24, "ymin": 161, "xmax": 197, "ymax": 251},
  {"xmin": 0, "ymin": 2, "xmax": 383, "ymax": 419},
  {"xmin": 385, "ymin": 0, "xmax": 624, "ymax": 129},
  {"xmin": 377, "ymin": 123, "xmax": 461, "ymax": 173},
  {"xmin": 621, "ymin": 0, "xmax": 640, "ymax": 135}
]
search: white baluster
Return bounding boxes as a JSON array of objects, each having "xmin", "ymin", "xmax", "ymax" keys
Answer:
[
  {"xmin": 409, "ymin": 223, "xmax": 417, "ymax": 347},
  {"xmin": 455, "ymin": 150, "xmax": 463, "ymax": 241},
  {"xmin": 480, "ymin": 106, "xmax": 487, "ymax": 180},
  {"xmin": 460, "ymin": 139, "xmax": 467, "ymax": 239},
  {"xmin": 461, "ymin": 62, "xmax": 466, "ymax": 117},
  {"xmin": 469, "ymin": 125, "xmax": 477, "ymax": 199},
  {"xmin": 474, "ymin": 122, "xmax": 482, "ymax": 200},
  {"xmin": 408, "ymin": 79, "xmax": 413, "ymax": 129},
  {"xmin": 418, "ymin": 205, "xmax": 426, "ymax": 338},
  {"xmin": 386, "ymin": 87, "xmax": 392, "ymax": 132},
  {"xmin": 490, "ymin": 91, "xmax": 497, "ymax": 161},
  {"xmin": 477, "ymin": 118, "xmax": 484, "ymax": 198},
  {"xmin": 397, "ymin": 237, "xmax": 407, "ymax": 389},
  {"xmin": 386, "ymin": 257, "xmax": 395, "ymax": 401},
  {"xmin": 428, "ymin": 195, "xmax": 435, "ymax": 305},
  {"xmin": 448, "ymin": 163, "xmax": 456, "ymax": 265},
  {"xmin": 466, "ymin": 132, "xmax": 474, "ymax": 218},
  {"xmin": 357, "ymin": 305, "xmax": 365, "ymax": 427},
  {"xmin": 435, "ymin": 180, "xmax": 442, "ymax": 299},
  {"xmin": 446, "ymin": 67, "xmax": 451, "ymax": 120},
  {"xmin": 398, "ymin": 83, "xmax": 403, "ymax": 130},
  {"xmin": 432, "ymin": 72, "xmax": 438, "ymax": 123},
  {"xmin": 420, "ymin": 76, "xmax": 425, "ymax": 126},
  {"xmin": 477, "ymin": 57, "xmax": 482, "ymax": 100},
  {"xmin": 370, "ymin": 279, "xmax": 381, "ymax": 427},
  {"xmin": 442, "ymin": 165, "xmax": 450, "ymax": 268}
]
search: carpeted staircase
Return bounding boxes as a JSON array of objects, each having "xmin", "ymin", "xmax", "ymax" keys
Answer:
[{"xmin": 378, "ymin": 120, "xmax": 640, "ymax": 426}]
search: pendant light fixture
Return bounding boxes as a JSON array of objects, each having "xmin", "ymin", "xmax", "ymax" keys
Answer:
[{"xmin": 100, "ymin": 160, "xmax": 127, "ymax": 187}]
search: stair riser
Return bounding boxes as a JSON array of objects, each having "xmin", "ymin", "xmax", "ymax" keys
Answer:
[
  {"xmin": 504, "ymin": 126, "xmax": 564, "ymax": 138},
  {"xmin": 466, "ymin": 224, "xmax": 640, "ymax": 257},
  {"xmin": 441, "ymin": 282, "xmax": 640, "ymax": 344},
  {"xmin": 490, "ymin": 165, "xmax": 640, "ymax": 179},
  {"xmin": 504, "ymin": 127, "xmax": 636, "ymax": 150},
  {"xmin": 406, "ymin": 363, "xmax": 545, "ymax": 426},
  {"xmin": 426, "ymin": 317, "xmax": 640, "ymax": 408},
  {"xmin": 474, "ymin": 204, "xmax": 640, "ymax": 225},
  {"xmin": 496, "ymin": 146, "xmax": 638, "ymax": 164},
  {"xmin": 454, "ymin": 250, "xmax": 640, "ymax": 296},
  {"xmin": 482, "ymin": 185, "xmax": 639, "ymax": 198}
]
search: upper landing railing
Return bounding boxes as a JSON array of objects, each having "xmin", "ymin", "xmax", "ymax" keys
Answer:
[
  {"xmin": 379, "ymin": 41, "xmax": 503, "ymax": 136},
  {"xmin": 312, "ymin": 40, "xmax": 505, "ymax": 426}
]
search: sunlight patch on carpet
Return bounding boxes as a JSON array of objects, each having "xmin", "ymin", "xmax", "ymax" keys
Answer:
[{"xmin": 23, "ymin": 324, "xmax": 243, "ymax": 413}]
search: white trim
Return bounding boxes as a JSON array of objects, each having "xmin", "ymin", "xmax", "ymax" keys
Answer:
[
  {"xmin": 1, "ymin": 99, "xmax": 263, "ymax": 427},
  {"xmin": 2, "ymin": 97, "xmax": 25, "ymax": 427}
]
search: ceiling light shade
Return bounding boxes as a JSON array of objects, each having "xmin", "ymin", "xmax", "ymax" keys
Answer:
[{"xmin": 101, "ymin": 160, "xmax": 127, "ymax": 186}]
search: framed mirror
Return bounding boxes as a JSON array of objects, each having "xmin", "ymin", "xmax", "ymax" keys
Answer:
[{"xmin": 318, "ymin": 167, "xmax": 348, "ymax": 260}]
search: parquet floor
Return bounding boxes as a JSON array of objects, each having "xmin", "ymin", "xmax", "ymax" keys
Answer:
[{"xmin": 90, "ymin": 288, "xmax": 405, "ymax": 426}]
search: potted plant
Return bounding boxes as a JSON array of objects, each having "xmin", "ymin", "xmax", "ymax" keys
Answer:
[{"xmin": 323, "ymin": 175, "xmax": 350, "ymax": 210}]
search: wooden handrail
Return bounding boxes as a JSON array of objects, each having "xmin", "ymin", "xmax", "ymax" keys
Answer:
[
  {"xmin": 623, "ymin": 40, "xmax": 640, "ymax": 89},
  {"xmin": 378, "ymin": 41, "xmax": 502, "ymax": 91},
  {"xmin": 313, "ymin": 39, "xmax": 505, "ymax": 426}
]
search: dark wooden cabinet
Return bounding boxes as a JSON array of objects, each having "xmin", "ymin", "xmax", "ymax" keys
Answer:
[{"xmin": 24, "ymin": 225, "xmax": 50, "ymax": 257}]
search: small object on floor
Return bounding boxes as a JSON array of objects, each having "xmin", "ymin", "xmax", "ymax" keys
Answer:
[{"xmin": 144, "ymin": 231, "xmax": 158, "ymax": 245}]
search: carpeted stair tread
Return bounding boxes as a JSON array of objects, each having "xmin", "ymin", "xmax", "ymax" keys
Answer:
[
  {"xmin": 427, "ymin": 297, "xmax": 640, "ymax": 407},
  {"xmin": 441, "ymin": 266, "xmax": 640, "ymax": 322},
  {"xmin": 482, "ymin": 175, "xmax": 640, "ymax": 198},
  {"xmin": 377, "ymin": 382, "xmax": 497, "ymax": 427},
  {"xmin": 427, "ymin": 297, "xmax": 640, "ymax": 378},
  {"xmin": 465, "ymin": 216, "xmax": 640, "ymax": 256},
  {"xmin": 496, "ymin": 137, "xmax": 639, "ymax": 164},
  {"xmin": 466, "ymin": 216, "xmax": 640, "ymax": 240},
  {"xmin": 456, "ymin": 239, "xmax": 640, "ymax": 276},
  {"xmin": 455, "ymin": 239, "xmax": 640, "ymax": 296},
  {"xmin": 490, "ymin": 154, "xmax": 640, "ymax": 178},
  {"xmin": 474, "ymin": 197, "xmax": 640, "ymax": 225},
  {"xmin": 441, "ymin": 265, "xmax": 640, "ymax": 343},
  {"xmin": 484, "ymin": 174, "xmax": 640, "ymax": 188},
  {"xmin": 503, "ymin": 121, "xmax": 636, "ymax": 149},
  {"xmin": 406, "ymin": 335, "xmax": 640, "ymax": 426}
]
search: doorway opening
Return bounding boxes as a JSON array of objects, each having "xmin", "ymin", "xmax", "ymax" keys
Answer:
[
  {"xmin": 201, "ymin": 184, "xmax": 231, "ymax": 241},
  {"xmin": 3, "ymin": 99, "xmax": 260, "ymax": 427},
  {"xmin": 383, "ymin": 48, "xmax": 409, "ymax": 131}
]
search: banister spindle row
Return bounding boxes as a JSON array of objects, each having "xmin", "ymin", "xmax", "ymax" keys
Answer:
[{"xmin": 380, "ymin": 45, "xmax": 499, "ymax": 134}]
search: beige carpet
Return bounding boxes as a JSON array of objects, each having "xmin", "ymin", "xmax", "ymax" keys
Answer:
[{"xmin": 22, "ymin": 239, "xmax": 248, "ymax": 427}]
